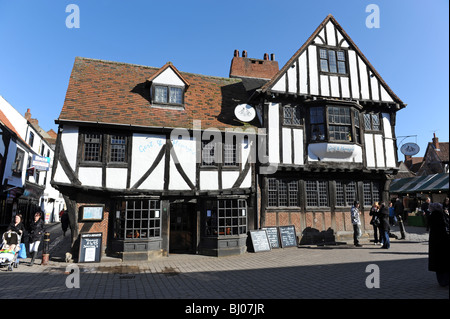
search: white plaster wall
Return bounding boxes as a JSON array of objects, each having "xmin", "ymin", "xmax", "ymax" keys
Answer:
[
  {"xmin": 222, "ymin": 171, "xmax": 240, "ymax": 189},
  {"xmin": 282, "ymin": 127, "xmax": 292, "ymax": 164},
  {"xmin": 364, "ymin": 134, "xmax": 376, "ymax": 167},
  {"xmin": 268, "ymin": 103, "xmax": 280, "ymax": 164},
  {"xmin": 374, "ymin": 134, "xmax": 385, "ymax": 167},
  {"xmin": 106, "ymin": 167, "xmax": 128, "ymax": 189},
  {"xmin": 61, "ymin": 126, "xmax": 79, "ymax": 171},
  {"xmin": 78, "ymin": 167, "xmax": 102, "ymax": 187},
  {"xmin": 152, "ymin": 67, "xmax": 185, "ymax": 87},
  {"xmin": 200, "ymin": 171, "xmax": 218, "ymax": 190},
  {"xmin": 131, "ymin": 133, "xmax": 166, "ymax": 190},
  {"xmin": 293, "ymin": 128, "xmax": 304, "ymax": 165}
]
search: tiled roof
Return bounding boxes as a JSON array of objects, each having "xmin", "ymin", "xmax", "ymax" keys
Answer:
[{"xmin": 58, "ymin": 57, "xmax": 256, "ymax": 131}]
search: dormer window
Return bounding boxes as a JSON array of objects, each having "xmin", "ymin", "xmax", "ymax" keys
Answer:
[
  {"xmin": 147, "ymin": 62, "xmax": 190, "ymax": 109},
  {"xmin": 154, "ymin": 85, "xmax": 183, "ymax": 106}
]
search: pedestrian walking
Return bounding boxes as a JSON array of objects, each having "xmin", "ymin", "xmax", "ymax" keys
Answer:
[
  {"xmin": 369, "ymin": 202, "xmax": 381, "ymax": 245},
  {"xmin": 351, "ymin": 201, "xmax": 362, "ymax": 247},
  {"xmin": 421, "ymin": 196, "xmax": 431, "ymax": 231},
  {"xmin": 378, "ymin": 202, "xmax": 390, "ymax": 249},
  {"xmin": 28, "ymin": 211, "xmax": 45, "ymax": 266},
  {"xmin": 61, "ymin": 210, "xmax": 70, "ymax": 236},
  {"xmin": 428, "ymin": 202, "xmax": 450, "ymax": 287}
]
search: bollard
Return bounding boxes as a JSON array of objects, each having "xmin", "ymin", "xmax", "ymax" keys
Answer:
[{"xmin": 41, "ymin": 232, "xmax": 50, "ymax": 265}]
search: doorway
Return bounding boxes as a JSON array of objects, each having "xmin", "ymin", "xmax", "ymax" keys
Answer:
[{"xmin": 169, "ymin": 203, "xmax": 196, "ymax": 254}]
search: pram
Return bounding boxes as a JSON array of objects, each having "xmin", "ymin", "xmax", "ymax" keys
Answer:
[{"xmin": 0, "ymin": 230, "xmax": 21, "ymax": 271}]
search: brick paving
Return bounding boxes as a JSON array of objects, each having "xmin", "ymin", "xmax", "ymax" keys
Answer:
[{"xmin": 0, "ymin": 223, "xmax": 448, "ymax": 302}]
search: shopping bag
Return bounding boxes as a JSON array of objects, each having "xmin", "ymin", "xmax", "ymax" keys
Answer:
[{"xmin": 18, "ymin": 243, "xmax": 27, "ymax": 259}]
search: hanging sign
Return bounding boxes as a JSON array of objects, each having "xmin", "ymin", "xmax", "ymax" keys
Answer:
[{"xmin": 400, "ymin": 143, "xmax": 420, "ymax": 156}]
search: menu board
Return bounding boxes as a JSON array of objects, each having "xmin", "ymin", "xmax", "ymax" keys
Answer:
[
  {"xmin": 249, "ymin": 230, "xmax": 271, "ymax": 252},
  {"xmin": 78, "ymin": 233, "xmax": 102, "ymax": 263},
  {"xmin": 279, "ymin": 225, "xmax": 297, "ymax": 248},
  {"xmin": 80, "ymin": 205, "xmax": 104, "ymax": 221},
  {"xmin": 262, "ymin": 227, "xmax": 280, "ymax": 249}
]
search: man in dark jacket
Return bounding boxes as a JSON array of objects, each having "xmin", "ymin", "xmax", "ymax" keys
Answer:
[
  {"xmin": 28, "ymin": 211, "xmax": 45, "ymax": 266},
  {"xmin": 378, "ymin": 202, "xmax": 390, "ymax": 249},
  {"xmin": 428, "ymin": 203, "xmax": 450, "ymax": 287}
]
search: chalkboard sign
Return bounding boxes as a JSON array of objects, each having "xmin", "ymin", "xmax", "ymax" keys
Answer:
[
  {"xmin": 249, "ymin": 230, "xmax": 271, "ymax": 252},
  {"xmin": 263, "ymin": 227, "xmax": 280, "ymax": 249},
  {"xmin": 279, "ymin": 225, "xmax": 297, "ymax": 248},
  {"xmin": 78, "ymin": 233, "xmax": 102, "ymax": 263}
]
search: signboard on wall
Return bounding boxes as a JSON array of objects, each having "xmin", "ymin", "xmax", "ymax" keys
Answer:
[
  {"xmin": 80, "ymin": 205, "xmax": 104, "ymax": 221},
  {"xmin": 32, "ymin": 155, "xmax": 51, "ymax": 171}
]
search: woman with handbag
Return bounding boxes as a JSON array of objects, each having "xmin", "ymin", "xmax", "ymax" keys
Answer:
[
  {"xmin": 28, "ymin": 211, "xmax": 45, "ymax": 266},
  {"xmin": 378, "ymin": 202, "xmax": 391, "ymax": 249},
  {"xmin": 369, "ymin": 202, "xmax": 381, "ymax": 245}
]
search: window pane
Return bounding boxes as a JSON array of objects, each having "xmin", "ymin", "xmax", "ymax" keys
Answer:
[
  {"xmin": 354, "ymin": 110, "xmax": 360, "ymax": 127},
  {"xmin": 224, "ymin": 141, "xmax": 237, "ymax": 166},
  {"xmin": 328, "ymin": 50, "xmax": 337, "ymax": 73},
  {"xmin": 318, "ymin": 181, "xmax": 328, "ymax": 207},
  {"xmin": 278, "ymin": 180, "xmax": 287, "ymax": 207},
  {"xmin": 202, "ymin": 141, "xmax": 216, "ymax": 166},
  {"xmin": 329, "ymin": 125, "xmax": 350, "ymax": 141},
  {"xmin": 338, "ymin": 61, "xmax": 346, "ymax": 74},
  {"xmin": 288, "ymin": 180, "xmax": 299, "ymax": 207},
  {"xmin": 268, "ymin": 178, "xmax": 277, "ymax": 207},
  {"xmin": 337, "ymin": 51, "xmax": 345, "ymax": 61},
  {"xmin": 310, "ymin": 107, "xmax": 324, "ymax": 124},
  {"xmin": 169, "ymin": 87, "xmax": 183, "ymax": 104},
  {"xmin": 293, "ymin": 107, "xmax": 302, "ymax": 125},
  {"xmin": 154, "ymin": 86, "xmax": 167, "ymax": 103},
  {"xmin": 306, "ymin": 181, "xmax": 318, "ymax": 207},
  {"xmin": 110, "ymin": 135, "xmax": 126, "ymax": 162},
  {"xmin": 372, "ymin": 114, "xmax": 380, "ymax": 130},
  {"xmin": 283, "ymin": 106, "xmax": 292, "ymax": 125},
  {"xmin": 84, "ymin": 133, "xmax": 102, "ymax": 162},
  {"xmin": 336, "ymin": 181, "xmax": 344, "ymax": 206},
  {"xmin": 320, "ymin": 59, "xmax": 329, "ymax": 72},
  {"xmin": 311, "ymin": 124, "xmax": 325, "ymax": 141},
  {"xmin": 364, "ymin": 114, "xmax": 372, "ymax": 130},
  {"xmin": 320, "ymin": 49, "xmax": 327, "ymax": 59}
]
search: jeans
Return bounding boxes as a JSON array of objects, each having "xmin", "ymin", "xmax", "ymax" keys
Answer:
[
  {"xmin": 381, "ymin": 231, "xmax": 390, "ymax": 249},
  {"xmin": 353, "ymin": 224, "xmax": 360, "ymax": 245}
]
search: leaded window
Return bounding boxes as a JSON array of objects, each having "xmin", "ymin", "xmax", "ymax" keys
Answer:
[
  {"xmin": 223, "ymin": 140, "xmax": 237, "ymax": 167},
  {"xmin": 110, "ymin": 135, "xmax": 127, "ymax": 163},
  {"xmin": 202, "ymin": 140, "xmax": 217, "ymax": 166},
  {"xmin": 319, "ymin": 48, "xmax": 347, "ymax": 75},
  {"xmin": 306, "ymin": 180, "xmax": 329, "ymax": 207},
  {"xmin": 115, "ymin": 199, "xmax": 161, "ymax": 240},
  {"xmin": 154, "ymin": 85, "xmax": 183, "ymax": 106},
  {"xmin": 336, "ymin": 181, "xmax": 357, "ymax": 207},
  {"xmin": 268, "ymin": 178, "xmax": 299, "ymax": 207},
  {"xmin": 283, "ymin": 105, "xmax": 302, "ymax": 126},
  {"xmin": 83, "ymin": 133, "xmax": 102, "ymax": 162},
  {"xmin": 310, "ymin": 107, "xmax": 326, "ymax": 141},
  {"xmin": 363, "ymin": 181, "xmax": 380, "ymax": 206},
  {"xmin": 363, "ymin": 113, "xmax": 381, "ymax": 131},
  {"xmin": 328, "ymin": 106, "xmax": 351, "ymax": 142},
  {"xmin": 205, "ymin": 199, "xmax": 247, "ymax": 236}
]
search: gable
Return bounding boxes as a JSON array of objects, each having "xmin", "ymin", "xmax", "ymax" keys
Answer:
[{"xmin": 264, "ymin": 15, "xmax": 405, "ymax": 108}]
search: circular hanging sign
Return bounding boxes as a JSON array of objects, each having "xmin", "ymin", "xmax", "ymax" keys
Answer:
[
  {"xmin": 234, "ymin": 104, "xmax": 256, "ymax": 122},
  {"xmin": 400, "ymin": 142, "xmax": 420, "ymax": 156}
]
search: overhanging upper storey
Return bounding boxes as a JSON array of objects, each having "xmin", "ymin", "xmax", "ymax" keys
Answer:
[{"xmin": 260, "ymin": 14, "xmax": 406, "ymax": 110}]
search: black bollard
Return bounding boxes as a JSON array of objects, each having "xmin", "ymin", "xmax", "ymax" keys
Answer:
[
  {"xmin": 397, "ymin": 215, "xmax": 406, "ymax": 239},
  {"xmin": 41, "ymin": 232, "xmax": 50, "ymax": 265}
]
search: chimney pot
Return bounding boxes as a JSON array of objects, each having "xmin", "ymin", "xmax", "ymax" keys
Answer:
[
  {"xmin": 264, "ymin": 53, "xmax": 269, "ymax": 60},
  {"xmin": 270, "ymin": 53, "xmax": 275, "ymax": 61},
  {"xmin": 242, "ymin": 50, "xmax": 247, "ymax": 58},
  {"xmin": 432, "ymin": 133, "xmax": 440, "ymax": 149},
  {"xmin": 234, "ymin": 50, "xmax": 239, "ymax": 57}
]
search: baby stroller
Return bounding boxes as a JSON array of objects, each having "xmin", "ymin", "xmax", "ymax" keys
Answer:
[{"xmin": 0, "ymin": 230, "xmax": 21, "ymax": 271}]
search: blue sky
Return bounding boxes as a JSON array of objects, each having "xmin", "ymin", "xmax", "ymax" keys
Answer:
[{"xmin": 0, "ymin": 0, "xmax": 448, "ymax": 160}]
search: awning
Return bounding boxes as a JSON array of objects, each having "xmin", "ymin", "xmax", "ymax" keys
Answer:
[{"xmin": 389, "ymin": 173, "xmax": 449, "ymax": 194}]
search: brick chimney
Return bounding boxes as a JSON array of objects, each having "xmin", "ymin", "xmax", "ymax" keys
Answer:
[
  {"xmin": 432, "ymin": 133, "xmax": 440, "ymax": 150},
  {"xmin": 24, "ymin": 108, "xmax": 32, "ymax": 121},
  {"xmin": 229, "ymin": 50, "xmax": 279, "ymax": 80}
]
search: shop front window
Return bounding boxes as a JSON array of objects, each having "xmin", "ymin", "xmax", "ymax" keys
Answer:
[
  {"xmin": 115, "ymin": 199, "xmax": 161, "ymax": 240},
  {"xmin": 204, "ymin": 199, "xmax": 247, "ymax": 237}
]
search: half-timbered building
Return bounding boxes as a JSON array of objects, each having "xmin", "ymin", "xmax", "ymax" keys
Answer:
[
  {"xmin": 53, "ymin": 14, "xmax": 406, "ymax": 260},
  {"xmin": 249, "ymin": 15, "xmax": 406, "ymax": 244},
  {"xmin": 52, "ymin": 58, "xmax": 259, "ymax": 260}
]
